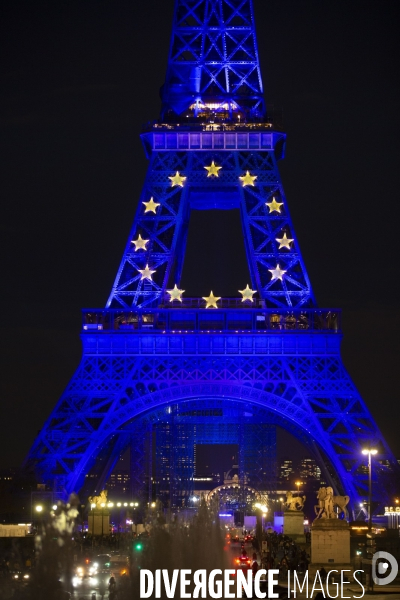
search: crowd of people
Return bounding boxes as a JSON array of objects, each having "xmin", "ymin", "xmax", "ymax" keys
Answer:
[{"xmin": 251, "ymin": 531, "xmax": 310, "ymax": 577}]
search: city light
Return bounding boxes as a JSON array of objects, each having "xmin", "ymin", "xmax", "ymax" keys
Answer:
[
  {"xmin": 35, "ymin": 505, "xmax": 43, "ymax": 513},
  {"xmin": 362, "ymin": 447, "xmax": 378, "ymax": 531},
  {"xmin": 361, "ymin": 449, "xmax": 378, "ymax": 456}
]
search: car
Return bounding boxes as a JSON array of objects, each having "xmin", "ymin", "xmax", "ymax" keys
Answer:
[
  {"xmin": 93, "ymin": 554, "xmax": 112, "ymax": 568},
  {"xmin": 109, "ymin": 555, "xmax": 130, "ymax": 578},
  {"xmin": 234, "ymin": 554, "xmax": 251, "ymax": 571},
  {"xmin": 9, "ymin": 568, "xmax": 31, "ymax": 586}
]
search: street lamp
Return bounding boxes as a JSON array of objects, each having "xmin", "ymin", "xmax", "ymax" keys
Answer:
[
  {"xmin": 255, "ymin": 503, "xmax": 268, "ymax": 536},
  {"xmin": 34, "ymin": 505, "xmax": 43, "ymax": 531},
  {"xmin": 295, "ymin": 481, "xmax": 302, "ymax": 493},
  {"xmin": 262, "ymin": 512, "xmax": 267, "ymax": 532},
  {"xmin": 90, "ymin": 503, "xmax": 96, "ymax": 540},
  {"xmin": 362, "ymin": 448, "xmax": 378, "ymax": 531}
]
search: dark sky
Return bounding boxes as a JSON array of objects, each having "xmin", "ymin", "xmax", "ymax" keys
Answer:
[{"xmin": 1, "ymin": 0, "xmax": 400, "ymax": 470}]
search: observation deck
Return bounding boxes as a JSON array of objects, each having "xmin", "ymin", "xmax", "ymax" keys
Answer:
[
  {"xmin": 140, "ymin": 121, "xmax": 285, "ymax": 158},
  {"xmin": 82, "ymin": 305, "xmax": 340, "ymax": 334}
]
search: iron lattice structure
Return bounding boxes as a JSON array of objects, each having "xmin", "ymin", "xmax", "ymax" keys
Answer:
[
  {"xmin": 107, "ymin": 142, "xmax": 315, "ymax": 309},
  {"xmin": 26, "ymin": 0, "xmax": 397, "ymax": 510},
  {"xmin": 161, "ymin": 0, "xmax": 265, "ymax": 119}
]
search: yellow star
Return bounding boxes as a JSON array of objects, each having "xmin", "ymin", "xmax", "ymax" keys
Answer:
[
  {"xmin": 131, "ymin": 234, "xmax": 149, "ymax": 251},
  {"xmin": 239, "ymin": 171, "xmax": 257, "ymax": 186},
  {"xmin": 138, "ymin": 264, "xmax": 156, "ymax": 281},
  {"xmin": 167, "ymin": 284, "xmax": 185, "ymax": 302},
  {"xmin": 276, "ymin": 232, "xmax": 294, "ymax": 249},
  {"xmin": 169, "ymin": 171, "xmax": 187, "ymax": 187},
  {"xmin": 266, "ymin": 197, "xmax": 283, "ymax": 213},
  {"xmin": 202, "ymin": 291, "xmax": 221, "ymax": 309},
  {"xmin": 204, "ymin": 161, "xmax": 222, "ymax": 177},
  {"xmin": 239, "ymin": 284, "xmax": 257, "ymax": 303},
  {"xmin": 143, "ymin": 197, "xmax": 160, "ymax": 213},
  {"xmin": 268, "ymin": 264, "xmax": 287, "ymax": 281}
]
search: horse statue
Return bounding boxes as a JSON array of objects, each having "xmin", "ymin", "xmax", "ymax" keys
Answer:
[
  {"xmin": 286, "ymin": 490, "xmax": 306, "ymax": 511},
  {"xmin": 88, "ymin": 489, "xmax": 108, "ymax": 508},
  {"xmin": 314, "ymin": 486, "xmax": 350, "ymax": 519}
]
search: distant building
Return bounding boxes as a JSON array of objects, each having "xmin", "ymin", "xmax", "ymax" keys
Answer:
[
  {"xmin": 278, "ymin": 456, "xmax": 324, "ymax": 490},
  {"xmin": 193, "ymin": 474, "xmax": 220, "ymax": 496},
  {"xmin": 108, "ymin": 470, "xmax": 130, "ymax": 494},
  {"xmin": 279, "ymin": 459, "xmax": 294, "ymax": 481},
  {"xmin": 0, "ymin": 524, "xmax": 30, "ymax": 537},
  {"xmin": 299, "ymin": 458, "xmax": 321, "ymax": 481}
]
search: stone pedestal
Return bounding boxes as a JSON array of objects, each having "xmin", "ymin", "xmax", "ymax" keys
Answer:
[
  {"xmin": 283, "ymin": 511, "xmax": 305, "ymax": 542},
  {"xmin": 310, "ymin": 519, "xmax": 351, "ymax": 574},
  {"xmin": 88, "ymin": 510, "xmax": 110, "ymax": 536}
]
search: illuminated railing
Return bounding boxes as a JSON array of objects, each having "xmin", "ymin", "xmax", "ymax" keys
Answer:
[
  {"xmin": 143, "ymin": 121, "xmax": 275, "ymax": 132},
  {"xmin": 82, "ymin": 307, "xmax": 341, "ymax": 334}
]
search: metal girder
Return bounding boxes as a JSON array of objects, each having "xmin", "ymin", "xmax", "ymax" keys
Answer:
[
  {"xmin": 107, "ymin": 146, "xmax": 315, "ymax": 309},
  {"xmin": 25, "ymin": 332, "xmax": 398, "ymax": 509},
  {"xmin": 162, "ymin": 0, "xmax": 265, "ymax": 119}
]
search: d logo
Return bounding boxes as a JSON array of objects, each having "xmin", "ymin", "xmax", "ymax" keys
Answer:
[{"xmin": 372, "ymin": 551, "xmax": 398, "ymax": 585}]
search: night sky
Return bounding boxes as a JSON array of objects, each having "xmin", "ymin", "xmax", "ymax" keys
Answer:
[{"xmin": 1, "ymin": 0, "xmax": 400, "ymax": 471}]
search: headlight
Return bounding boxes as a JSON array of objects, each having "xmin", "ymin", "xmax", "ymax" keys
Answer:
[
  {"xmin": 14, "ymin": 574, "xmax": 19, "ymax": 579},
  {"xmin": 91, "ymin": 577, "xmax": 98, "ymax": 586},
  {"xmin": 23, "ymin": 574, "xmax": 30, "ymax": 579}
]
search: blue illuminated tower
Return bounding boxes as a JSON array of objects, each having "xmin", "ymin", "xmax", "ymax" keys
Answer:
[{"xmin": 26, "ymin": 0, "xmax": 397, "ymax": 510}]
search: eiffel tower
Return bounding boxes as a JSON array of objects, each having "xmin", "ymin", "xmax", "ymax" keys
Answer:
[{"xmin": 26, "ymin": 0, "xmax": 397, "ymax": 510}]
